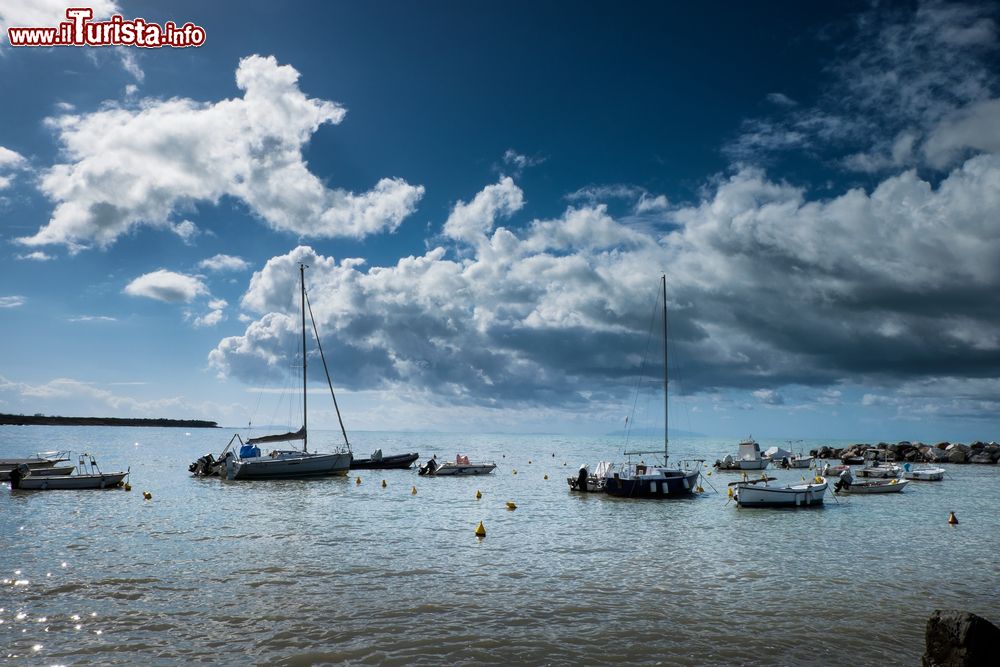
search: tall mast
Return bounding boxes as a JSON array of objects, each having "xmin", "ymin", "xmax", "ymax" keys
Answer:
[
  {"xmin": 662, "ymin": 273, "xmax": 668, "ymax": 464},
  {"xmin": 301, "ymin": 263, "xmax": 308, "ymax": 453}
]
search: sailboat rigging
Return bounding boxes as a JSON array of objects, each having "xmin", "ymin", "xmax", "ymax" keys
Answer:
[
  {"xmin": 602, "ymin": 274, "xmax": 700, "ymax": 498},
  {"xmin": 193, "ymin": 264, "xmax": 353, "ymax": 480}
]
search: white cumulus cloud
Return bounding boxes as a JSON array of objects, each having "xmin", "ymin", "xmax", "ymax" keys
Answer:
[
  {"xmin": 17, "ymin": 55, "xmax": 424, "ymax": 252},
  {"xmin": 124, "ymin": 270, "xmax": 208, "ymax": 303},
  {"xmin": 199, "ymin": 254, "xmax": 250, "ymax": 272}
]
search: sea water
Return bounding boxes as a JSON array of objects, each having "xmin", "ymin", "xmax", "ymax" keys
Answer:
[{"xmin": 2, "ymin": 426, "xmax": 998, "ymax": 665}]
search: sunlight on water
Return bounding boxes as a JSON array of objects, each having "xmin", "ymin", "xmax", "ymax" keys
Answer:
[{"xmin": 2, "ymin": 426, "xmax": 999, "ymax": 665}]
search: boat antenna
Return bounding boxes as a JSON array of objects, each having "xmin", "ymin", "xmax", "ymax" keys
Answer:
[
  {"xmin": 662, "ymin": 273, "xmax": 669, "ymax": 465},
  {"xmin": 305, "ymin": 289, "xmax": 351, "ymax": 451},
  {"xmin": 300, "ymin": 263, "xmax": 308, "ymax": 452}
]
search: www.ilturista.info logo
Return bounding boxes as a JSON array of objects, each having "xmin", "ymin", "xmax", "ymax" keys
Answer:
[{"xmin": 5, "ymin": 8, "xmax": 206, "ymax": 48}]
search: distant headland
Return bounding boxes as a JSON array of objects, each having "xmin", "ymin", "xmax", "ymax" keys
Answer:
[{"xmin": 0, "ymin": 413, "xmax": 219, "ymax": 428}]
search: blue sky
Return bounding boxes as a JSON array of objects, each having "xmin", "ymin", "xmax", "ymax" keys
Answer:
[{"xmin": 2, "ymin": 0, "xmax": 999, "ymax": 442}]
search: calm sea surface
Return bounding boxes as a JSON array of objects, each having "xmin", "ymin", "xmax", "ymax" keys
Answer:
[{"xmin": 2, "ymin": 427, "xmax": 998, "ymax": 665}]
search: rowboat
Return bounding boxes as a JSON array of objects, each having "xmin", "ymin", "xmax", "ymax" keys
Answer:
[{"xmin": 350, "ymin": 450, "xmax": 419, "ymax": 470}]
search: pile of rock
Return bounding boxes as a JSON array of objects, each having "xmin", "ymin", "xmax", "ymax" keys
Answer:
[
  {"xmin": 923, "ymin": 609, "xmax": 1000, "ymax": 666},
  {"xmin": 811, "ymin": 441, "xmax": 1000, "ymax": 465}
]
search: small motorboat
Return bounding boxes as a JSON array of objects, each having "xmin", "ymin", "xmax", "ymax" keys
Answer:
[
  {"xmin": 0, "ymin": 450, "xmax": 71, "ymax": 480},
  {"xmin": 833, "ymin": 470, "xmax": 908, "ymax": 494},
  {"xmin": 733, "ymin": 476, "xmax": 827, "ymax": 508},
  {"xmin": 715, "ymin": 438, "xmax": 769, "ymax": 471},
  {"xmin": 350, "ymin": 449, "xmax": 419, "ymax": 470},
  {"xmin": 9, "ymin": 453, "xmax": 128, "ymax": 490},
  {"xmin": 901, "ymin": 463, "xmax": 945, "ymax": 481},
  {"xmin": 855, "ymin": 449, "xmax": 901, "ymax": 478},
  {"xmin": 567, "ymin": 461, "xmax": 612, "ymax": 492},
  {"xmin": 418, "ymin": 455, "xmax": 496, "ymax": 476},
  {"xmin": 821, "ymin": 462, "xmax": 851, "ymax": 477}
]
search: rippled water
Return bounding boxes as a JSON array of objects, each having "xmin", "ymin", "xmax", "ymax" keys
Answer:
[{"xmin": 2, "ymin": 426, "xmax": 999, "ymax": 665}]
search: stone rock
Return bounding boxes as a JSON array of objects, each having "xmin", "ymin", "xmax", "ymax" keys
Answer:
[
  {"xmin": 949, "ymin": 448, "xmax": 968, "ymax": 464},
  {"xmin": 991, "ymin": 451, "xmax": 1000, "ymax": 463},
  {"xmin": 904, "ymin": 449, "xmax": 920, "ymax": 462},
  {"xmin": 970, "ymin": 441, "xmax": 986, "ymax": 451},
  {"xmin": 935, "ymin": 442, "xmax": 951, "ymax": 449},
  {"xmin": 924, "ymin": 447, "xmax": 950, "ymax": 463},
  {"xmin": 969, "ymin": 453, "xmax": 994, "ymax": 464},
  {"xmin": 922, "ymin": 609, "xmax": 1000, "ymax": 667}
]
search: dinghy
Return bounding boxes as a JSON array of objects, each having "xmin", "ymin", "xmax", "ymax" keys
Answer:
[
  {"xmin": 833, "ymin": 470, "xmax": 908, "ymax": 494},
  {"xmin": 10, "ymin": 453, "xmax": 128, "ymax": 490},
  {"xmin": 733, "ymin": 476, "xmax": 827, "ymax": 508}
]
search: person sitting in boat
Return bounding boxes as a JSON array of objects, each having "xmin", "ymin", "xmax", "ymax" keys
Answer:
[{"xmin": 456, "ymin": 454, "xmax": 470, "ymax": 465}]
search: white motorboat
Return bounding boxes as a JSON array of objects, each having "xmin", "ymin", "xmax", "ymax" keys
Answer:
[
  {"xmin": 568, "ymin": 461, "xmax": 612, "ymax": 492},
  {"xmin": 733, "ymin": 476, "xmax": 828, "ymax": 508},
  {"xmin": 10, "ymin": 453, "xmax": 128, "ymax": 490},
  {"xmin": 207, "ymin": 265, "xmax": 353, "ymax": 481},
  {"xmin": 716, "ymin": 439, "xmax": 769, "ymax": 471},
  {"xmin": 833, "ymin": 470, "xmax": 908, "ymax": 494},
  {"xmin": 856, "ymin": 449, "xmax": 901, "ymax": 478},
  {"xmin": 418, "ymin": 455, "xmax": 496, "ymax": 476},
  {"xmin": 0, "ymin": 450, "xmax": 71, "ymax": 480},
  {"xmin": 901, "ymin": 463, "xmax": 945, "ymax": 481}
]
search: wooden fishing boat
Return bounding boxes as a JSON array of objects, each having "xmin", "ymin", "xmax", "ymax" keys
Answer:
[
  {"xmin": 733, "ymin": 476, "xmax": 827, "ymax": 508},
  {"xmin": 833, "ymin": 470, "xmax": 908, "ymax": 494}
]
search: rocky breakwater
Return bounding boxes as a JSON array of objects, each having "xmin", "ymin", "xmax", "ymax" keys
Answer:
[{"xmin": 811, "ymin": 441, "xmax": 1000, "ymax": 465}]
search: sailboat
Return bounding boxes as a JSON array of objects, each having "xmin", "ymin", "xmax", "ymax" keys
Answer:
[
  {"xmin": 603, "ymin": 275, "xmax": 701, "ymax": 499},
  {"xmin": 217, "ymin": 264, "xmax": 352, "ymax": 480}
]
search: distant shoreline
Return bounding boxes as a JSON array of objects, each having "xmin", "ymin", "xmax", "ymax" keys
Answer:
[{"xmin": 0, "ymin": 414, "xmax": 218, "ymax": 428}]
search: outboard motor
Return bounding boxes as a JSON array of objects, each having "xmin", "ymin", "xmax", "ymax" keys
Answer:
[
  {"xmin": 9, "ymin": 463, "xmax": 30, "ymax": 489},
  {"xmin": 576, "ymin": 466, "xmax": 590, "ymax": 492},
  {"xmin": 418, "ymin": 458, "xmax": 438, "ymax": 476}
]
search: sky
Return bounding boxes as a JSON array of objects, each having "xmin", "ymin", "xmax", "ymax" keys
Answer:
[{"xmin": 1, "ymin": 0, "xmax": 999, "ymax": 442}]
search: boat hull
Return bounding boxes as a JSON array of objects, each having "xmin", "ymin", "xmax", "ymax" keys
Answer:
[
  {"xmin": 603, "ymin": 469, "xmax": 699, "ymax": 498},
  {"xmin": 837, "ymin": 479, "xmax": 908, "ymax": 494},
  {"xmin": 15, "ymin": 472, "xmax": 128, "ymax": 490},
  {"xmin": 350, "ymin": 452, "xmax": 419, "ymax": 469},
  {"xmin": 735, "ymin": 481, "xmax": 827, "ymax": 507},
  {"xmin": 902, "ymin": 467, "xmax": 945, "ymax": 481},
  {"xmin": 428, "ymin": 463, "xmax": 496, "ymax": 476},
  {"xmin": 738, "ymin": 460, "xmax": 769, "ymax": 471},
  {"xmin": 0, "ymin": 464, "xmax": 75, "ymax": 481},
  {"xmin": 856, "ymin": 465, "xmax": 901, "ymax": 478},
  {"xmin": 225, "ymin": 451, "xmax": 351, "ymax": 480}
]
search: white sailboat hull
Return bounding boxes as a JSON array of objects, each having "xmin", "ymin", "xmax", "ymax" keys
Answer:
[{"xmin": 226, "ymin": 451, "xmax": 351, "ymax": 480}]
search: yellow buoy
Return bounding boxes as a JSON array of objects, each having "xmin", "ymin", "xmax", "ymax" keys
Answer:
[
  {"xmin": 381, "ymin": 479, "xmax": 387, "ymax": 488},
  {"xmin": 142, "ymin": 491, "xmax": 151, "ymax": 500},
  {"xmin": 543, "ymin": 474, "xmax": 548, "ymax": 480},
  {"xmin": 411, "ymin": 485, "xmax": 417, "ymax": 495},
  {"xmin": 475, "ymin": 521, "xmax": 486, "ymax": 537},
  {"xmin": 706, "ymin": 471, "xmax": 712, "ymax": 477},
  {"xmin": 475, "ymin": 489, "xmax": 482, "ymax": 500},
  {"xmin": 506, "ymin": 501, "xmax": 517, "ymax": 510},
  {"xmin": 948, "ymin": 511, "xmax": 959, "ymax": 525},
  {"xmin": 123, "ymin": 483, "xmax": 131, "ymax": 491},
  {"xmin": 814, "ymin": 476, "xmax": 824, "ymax": 484},
  {"xmin": 696, "ymin": 485, "xmax": 704, "ymax": 493},
  {"xmin": 355, "ymin": 476, "xmax": 361, "ymax": 485},
  {"xmin": 727, "ymin": 487, "xmax": 734, "ymax": 499}
]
